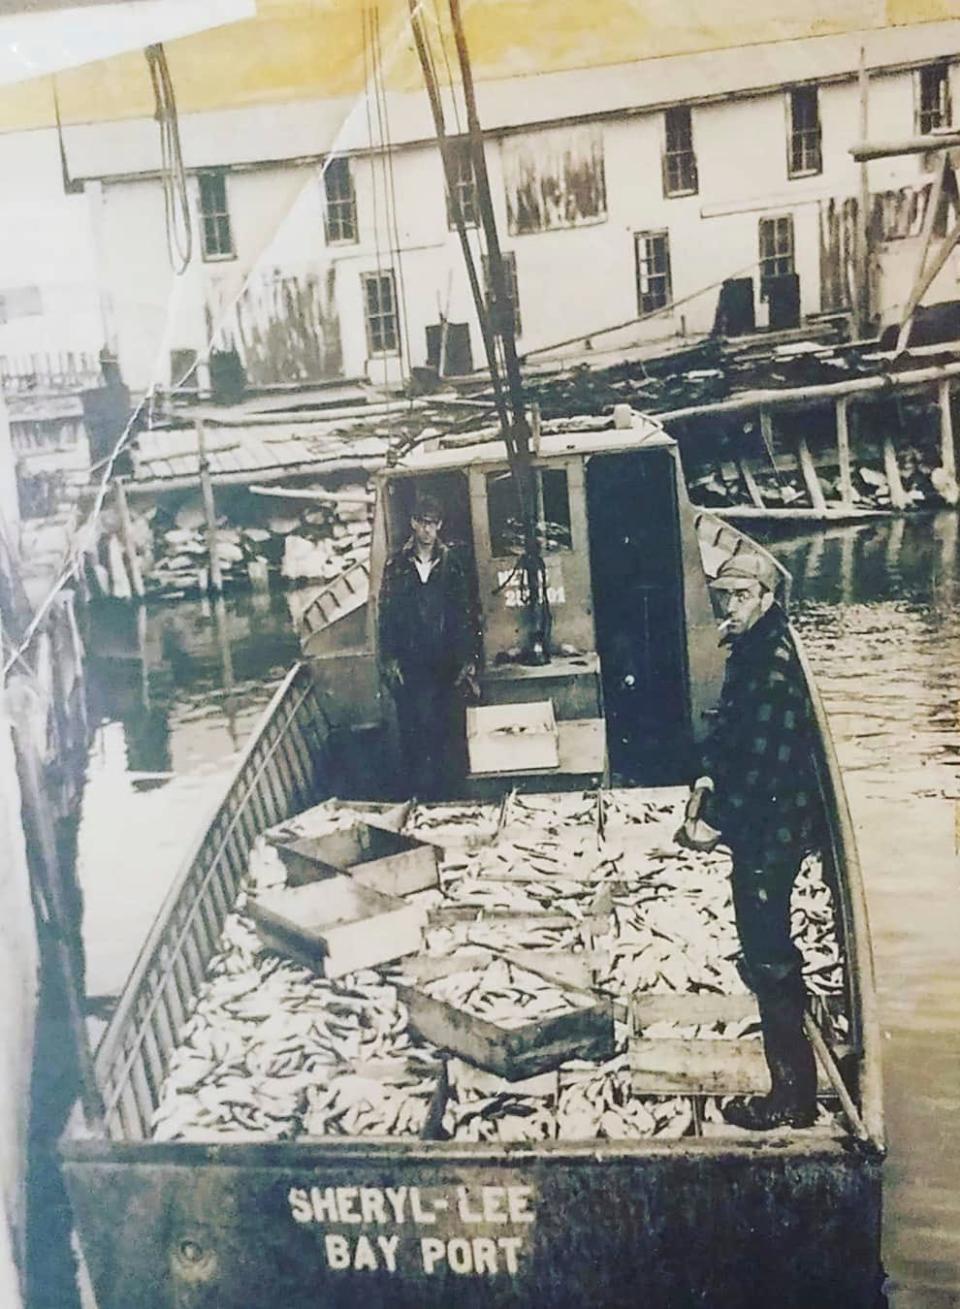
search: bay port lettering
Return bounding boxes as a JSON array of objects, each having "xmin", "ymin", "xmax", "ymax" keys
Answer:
[{"xmin": 288, "ymin": 1183, "xmax": 535, "ymax": 1277}]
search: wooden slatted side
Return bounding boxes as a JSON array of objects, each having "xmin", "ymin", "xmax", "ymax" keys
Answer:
[{"xmin": 94, "ymin": 664, "xmax": 330, "ymax": 1140}]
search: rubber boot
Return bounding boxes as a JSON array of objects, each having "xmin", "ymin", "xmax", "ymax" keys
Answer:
[{"xmin": 723, "ymin": 968, "xmax": 817, "ymax": 1130}]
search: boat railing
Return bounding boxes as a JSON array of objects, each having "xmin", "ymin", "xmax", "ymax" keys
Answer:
[
  {"xmin": 693, "ymin": 509, "xmax": 792, "ymax": 607},
  {"xmin": 90, "ymin": 662, "xmax": 329, "ymax": 1142},
  {"xmin": 793, "ymin": 629, "xmax": 885, "ymax": 1151}
]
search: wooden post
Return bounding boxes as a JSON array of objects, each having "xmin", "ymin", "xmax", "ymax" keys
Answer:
[
  {"xmin": 736, "ymin": 458, "xmax": 765, "ymax": 508},
  {"xmin": 857, "ymin": 48, "xmax": 872, "ymax": 336},
  {"xmin": 939, "ymin": 377, "xmax": 957, "ymax": 481},
  {"xmin": 758, "ymin": 407, "xmax": 780, "ymax": 487},
  {"xmin": 195, "ymin": 420, "xmax": 223, "ymax": 595},
  {"xmin": 797, "ymin": 434, "xmax": 828, "ymax": 513},
  {"xmin": 835, "ymin": 396, "xmax": 855, "ymax": 507},
  {"xmin": 113, "ymin": 478, "xmax": 144, "ymax": 599},
  {"xmin": 882, "ymin": 433, "xmax": 908, "ymax": 510}
]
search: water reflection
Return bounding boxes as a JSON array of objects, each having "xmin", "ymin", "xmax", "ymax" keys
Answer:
[
  {"xmin": 77, "ymin": 589, "xmax": 303, "ymax": 1000},
  {"xmin": 768, "ymin": 512, "xmax": 960, "ymax": 1309}
]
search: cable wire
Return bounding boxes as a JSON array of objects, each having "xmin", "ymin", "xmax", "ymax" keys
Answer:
[{"xmin": 145, "ymin": 44, "xmax": 192, "ymax": 276}]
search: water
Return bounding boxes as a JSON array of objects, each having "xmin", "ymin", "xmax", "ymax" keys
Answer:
[
  {"xmin": 65, "ymin": 525, "xmax": 960, "ymax": 1305},
  {"xmin": 78, "ymin": 589, "xmax": 304, "ymax": 1001},
  {"xmin": 768, "ymin": 514, "xmax": 960, "ymax": 1309}
]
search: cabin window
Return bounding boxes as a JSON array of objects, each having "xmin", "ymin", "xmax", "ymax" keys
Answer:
[
  {"xmin": 917, "ymin": 62, "xmax": 951, "ymax": 134},
  {"xmin": 486, "ymin": 466, "xmax": 572, "ymax": 556},
  {"xmin": 362, "ymin": 271, "xmax": 399, "ymax": 354},
  {"xmin": 758, "ymin": 215, "xmax": 795, "ymax": 299},
  {"xmin": 635, "ymin": 231, "xmax": 673, "ymax": 315},
  {"xmin": 662, "ymin": 106, "xmax": 698, "ymax": 197},
  {"xmin": 482, "ymin": 252, "xmax": 522, "ymax": 337},
  {"xmin": 324, "ymin": 157, "xmax": 358, "ymax": 244},
  {"xmin": 446, "ymin": 138, "xmax": 479, "ymax": 229},
  {"xmin": 198, "ymin": 171, "xmax": 234, "ymax": 260},
  {"xmin": 787, "ymin": 85, "xmax": 822, "ymax": 177}
]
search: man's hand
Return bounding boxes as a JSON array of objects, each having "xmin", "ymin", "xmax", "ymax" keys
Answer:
[
  {"xmin": 684, "ymin": 778, "xmax": 713, "ymax": 824},
  {"xmin": 674, "ymin": 777, "xmax": 717, "ymax": 850},
  {"xmin": 381, "ymin": 658, "xmax": 404, "ymax": 691},
  {"xmin": 454, "ymin": 661, "xmax": 480, "ymax": 701}
]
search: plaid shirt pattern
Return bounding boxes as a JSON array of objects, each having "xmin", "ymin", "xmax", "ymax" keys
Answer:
[{"xmin": 701, "ymin": 604, "xmax": 821, "ymax": 856}]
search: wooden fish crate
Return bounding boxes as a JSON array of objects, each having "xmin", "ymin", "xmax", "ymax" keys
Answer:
[
  {"xmin": 249, "ymin": 875, "xmax": 424, "ymax": 979},
  {"xmin": 399, "ymin": 977, "xmax": 614, "ymax": 1081},
  {"xmin": 264, "ymin": 797, "xmax": 410, "ymax": 846},
  {"xmin": 466, "ymin": 700, "xmax": 560, "ymax": 775},
  {"xmin": 276, "ymin": 820, "xmax": 440, "ymax": 897}
]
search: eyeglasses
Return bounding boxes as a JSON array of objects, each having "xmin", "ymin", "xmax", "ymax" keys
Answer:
[{"xmin": 414, "ymin": 516, "xmax": 441, "ymax": 526}]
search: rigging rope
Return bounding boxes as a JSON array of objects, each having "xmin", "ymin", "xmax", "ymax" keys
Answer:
[
  {"xmin": 145, "ymin": 44, "xmax": 192, "ymax": 276},
  {"xmin": 373, "ymin": 5, "xmax": 415, "ymax": 384}
]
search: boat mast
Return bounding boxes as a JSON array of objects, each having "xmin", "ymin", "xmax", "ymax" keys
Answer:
[{"xmin": 407, "ymin": 0, "xmax": 550, "ymax": 662}]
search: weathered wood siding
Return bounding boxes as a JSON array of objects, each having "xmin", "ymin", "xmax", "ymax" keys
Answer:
[
  {"xmin": 502, "ymin": 126, "xmax": 607, "ymax": 235},
  {"xmin": 214, "ymin": 269, "xmax": 343, "ymax": 387}
]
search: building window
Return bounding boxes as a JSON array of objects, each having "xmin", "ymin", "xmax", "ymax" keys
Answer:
[
  {"xmin": 446, "ymin": 138, "xmax": 479, "ymax": 229},
  {"xmin": 788, "ymin": 85, "xmax": 822, "ymax": 177},
  {"xmin": 362, "ymin": 271, "xmax": 399, "ymax": 354},
  {"xmin": 198, "ymin": 172, "xmax": 234, "ymax": 260},
  {"xmin": 758, "ymin": 215, "xmax": 795, "ymax": 298},
  {"xmin": 635, "ymin": 231, "xmax": 673, "ymax": 315},
  {"xmin": 917, "ymin": 62, "xmax": 951, "ymax": 134},
  {"xmin": 482, "ymin": 252, "xmax": 522, "ymax": 338},
  {"xmin": 662, "ymin": 106, "xmax": 698, "ymax": 197},
  {"xmin": 324, "ymin": 157, "xmax": 358, "ymax": 244}
]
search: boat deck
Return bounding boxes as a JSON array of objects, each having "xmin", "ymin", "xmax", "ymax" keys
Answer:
[{"xmin": 150, "ymin": 788, "xmax": 848, "ymax": 1147}]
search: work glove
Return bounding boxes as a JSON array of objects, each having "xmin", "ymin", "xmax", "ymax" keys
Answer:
[
  {"xmin": 674, "ymin": 779, "xmax": 722, "ymax": 852},
  {"xmin": 453, "ymin": 661, "xmax": 481, "ymax": 701},
  {"xmin": 381, "ymin": 658, "xmax": 404, "ymax": 691}
]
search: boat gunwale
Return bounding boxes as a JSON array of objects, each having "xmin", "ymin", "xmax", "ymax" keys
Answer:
[
  {"xmin": 60, "ymin": 1124, "xmax": 866, "ymax": 1167},
  {"xmin": 792, "ymin": 628, "xmax": 885, "ymax": 1152},
  {"xmin": 89, "ymin": 662, "xmax": 317, "ymax": 1097}
]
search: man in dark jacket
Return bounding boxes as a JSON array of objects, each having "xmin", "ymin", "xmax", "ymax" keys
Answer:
[
  {"xmin": 678, "ymin": 553, "xmax": 822, "ymax": 1130},
  {"xmin": 378, "ymin": 492, "xmax": 479, "ymax": 800}
]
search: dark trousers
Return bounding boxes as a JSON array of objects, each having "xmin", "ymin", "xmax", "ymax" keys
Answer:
[
  {"xmin": 730, "ymin": 843, "xmax": 818, "ymax": 1110},
  {"xmin": 392, "ymin": 669, "xmax": 459, "ymax": 801}
]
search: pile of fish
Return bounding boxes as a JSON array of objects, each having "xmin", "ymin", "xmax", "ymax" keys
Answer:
[
  {"xmin": 151, "ymin": 789, "xmax": 846, "ymax": 1145},
  {"xmin": 423, "ymin": 959, "xmax": 590, "ymax": 1030}
]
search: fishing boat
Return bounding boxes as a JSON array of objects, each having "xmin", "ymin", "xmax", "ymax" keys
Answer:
[{"xmin": 60, "ymin": 408, "xmax": 884, "ymax": 1308}]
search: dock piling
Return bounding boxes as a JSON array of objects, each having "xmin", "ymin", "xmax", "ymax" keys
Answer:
[
  {"xmin": 797, "ymin": 433, "xmax": 828, "ymax": 514},
  {"xmin": 835, "ymin": 396, "xmax": 855, "ymax": 507},
  {"xmin": 195, "ymin": 420, "xmax": 224, "ymax": 595},
  {"xmin": 939, "ymin": 377, "xmax": 957, "ymax": 483},
  {"xmin": 882, "ymin": 432, "xmax": 908, "ymax": 510}
]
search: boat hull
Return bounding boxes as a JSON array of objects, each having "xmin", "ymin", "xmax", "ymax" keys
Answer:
[{"xmin": 63, "ymin": 1137, "xmax": 882, "ymax": 1309}]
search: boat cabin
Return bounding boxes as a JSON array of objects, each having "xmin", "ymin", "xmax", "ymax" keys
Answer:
[{"xmin": 305, "ymin": 411, "xmax": 738, "ymax": 795}]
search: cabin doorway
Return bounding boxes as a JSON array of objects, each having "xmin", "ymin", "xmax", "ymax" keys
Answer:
[{"xmin": 586, "ymin": 450, "xmax": 688, "ymax": 783}]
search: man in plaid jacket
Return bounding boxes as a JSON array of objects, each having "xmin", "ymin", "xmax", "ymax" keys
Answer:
[{"xmin": 679, "ymin": 552, "xmax": 822, "ymax": 1131}]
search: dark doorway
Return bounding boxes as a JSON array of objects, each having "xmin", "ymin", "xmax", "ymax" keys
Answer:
[{"xmin": 586, "ymin": 450, "xmax": 688, "ymax": 783}]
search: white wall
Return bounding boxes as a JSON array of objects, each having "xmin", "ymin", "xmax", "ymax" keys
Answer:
[
  {"xmin": 0, "ymin": 130, "xmax": 102, "ymax": 371},
  {"xmin": 90, "ymin": 54, "xmax": 960, "ymax": 393}
]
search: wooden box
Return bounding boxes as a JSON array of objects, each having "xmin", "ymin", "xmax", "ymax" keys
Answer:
[
  {"xmin": 398, "ymin": 976, "xmax": 614, "ymax": 1081},
  {"xmin": 276, "ymin": 821, "xmax": 440, "ymax": 897},
  {"xmin": 264, "ymin": 798, "xmax": 410, "ymax": 847},
  {"xmin": 249, "ymin": 876, "xmax": 424, "ymax": 979},
  {"xmin": 466, "ymin": 700, "xmax": 559, "ymax": 776}
]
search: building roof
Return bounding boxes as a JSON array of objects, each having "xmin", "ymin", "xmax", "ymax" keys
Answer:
[
  {"xmin": 390, "ymin": 412, "xmax": 672, "ymax": 474},
  {"xmin": 131, "ymin": 422, "xmax": 388, "ymax": 489},
  {"xmin": 49, "ymin": 14, "xmax": 960, "ymax": 179}
]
